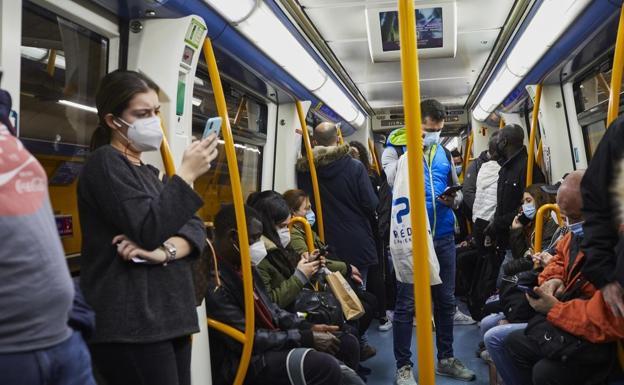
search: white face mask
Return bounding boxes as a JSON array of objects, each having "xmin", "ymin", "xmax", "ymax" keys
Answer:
[
  {"xmin": 249, "ymin": 240, "xmax": 268, "ymax": 265},
  {"xmin": 116, "ymin": 116, "xmax": 163, "ymax": 152},
  {"xmin": 277, "ymin": 227, "xmax": 291, "ymax": 248},
  {"xmin": 423, "ymin": 131, "xmax": 441, "ymax": 147}
]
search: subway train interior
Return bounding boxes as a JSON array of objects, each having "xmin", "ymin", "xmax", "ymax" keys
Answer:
[{"xmin": 2, "ymin": 0, "xmax": 624, "ymax": 384}]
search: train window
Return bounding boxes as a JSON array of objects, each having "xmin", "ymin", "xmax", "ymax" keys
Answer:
[
  {"xmin": 192, "ymin": 73, "xmax": 267, "ymax": 224},
  {"xmin": 19, "ymin": 2, "xmax": 109, "ymax": 259}
]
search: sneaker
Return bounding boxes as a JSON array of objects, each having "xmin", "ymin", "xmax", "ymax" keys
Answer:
[
  {"xmin": 395, "ymin": 364, "xmax": 418, "ymax": 385},
  {"xmin": 436, "ymin": 357, "xmax": 476, "ymax": 381},
  {"xmin": 480, "ymin": 350, "xmax": 492, "ymax": 363},
  {"xmin": 378, "ymin": 317, "xmax": 393, "ymax": 331},
  {"xmin": 360, "ymin": 344, "xmax": 377, "ymax": 361},
  {"xmin": 454, "ymin": 308, "xmax": 477, "ymax": 325}
]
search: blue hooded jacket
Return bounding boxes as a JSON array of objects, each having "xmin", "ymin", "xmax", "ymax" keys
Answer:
[{"xmin": 423, "ymin": 144, "xmax": 455, "ymax": 239}]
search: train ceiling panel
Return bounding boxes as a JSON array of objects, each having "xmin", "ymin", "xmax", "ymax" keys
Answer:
[{"xmin": 299, "ymin": 0, "xmax": 514, "ymax": 111}]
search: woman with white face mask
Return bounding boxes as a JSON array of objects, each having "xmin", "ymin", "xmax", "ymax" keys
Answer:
[
  {"xmin": 78, "ymin": 70, "xmax": 218, "ymax": 385},
  {"xmin": 246, "ymin": 191, "xmax": 322, "ymax": 309}
]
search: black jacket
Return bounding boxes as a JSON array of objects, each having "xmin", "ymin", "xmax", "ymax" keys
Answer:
[
  {"xmin": 205, "ymin": 261, "xmax": 314, "ymax": 385},
  {"xmin": 296, "ymin": 145, "xmax": 379, "ymax": 268},
  {"xmin": 462, "ymin": 150, "xmax": 490, "ymax": 219},
  {"xmin": 491, "ymin": 147, "xmax": 544, "ymax": 250},
  {"xmin": 581, "ymin": 116, "xmax": 624, "ymax": 288}
]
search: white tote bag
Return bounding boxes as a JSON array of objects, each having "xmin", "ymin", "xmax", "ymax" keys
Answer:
[{"xmin": 390, "ymin": 153, "xmax": 442, "ymax": 285}]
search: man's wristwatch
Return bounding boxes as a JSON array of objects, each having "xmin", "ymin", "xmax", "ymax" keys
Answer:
[{"xmin": 162, "ymin": 242, "xmax": 177, "ymax": 265}]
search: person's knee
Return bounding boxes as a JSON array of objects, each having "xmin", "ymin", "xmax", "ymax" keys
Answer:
[
  {"xmin": 532, "ymin": 360, "xmax": 555, "ymax": 385},
  {"xmin": 303, "ymin": 351, "xmax": 341, "ymax": 385}
]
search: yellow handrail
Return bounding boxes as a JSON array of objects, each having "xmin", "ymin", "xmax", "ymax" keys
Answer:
[
  {"xmin": 47, "ymin": 49, "xmax": 57, "ymax": 77},
  {"xmin": 368, "ymin": 138, "xmax": 381, "ymax": 176},
  {"xmin": 533, "ymin": 203, "xmax": 562, "ymax": 254},
  {"xmin": 608, "ymin": 5, "xmax": 624, "ymax": 370},
  {"xmin": 295, "ymin": 101, "xmax": 326, "ymax": 242},
  {"xmin": 608, "ymin": 5, "xmax": 624, "ymax": 125},
  {"xmin": 159, "ymin": 123, "xmax": 176, "ymax": 177},
  {"xmin": 337, "ymin": 126, "xmax": 345, "ymax": 145},
  {"xmin": 536, "ymin": 138, "xmax": 543, "ymax": 165},
  {"xmin": 203, "ymin": 38, "xmax": 254, "ymax": 385},
  {"xmin": 288, "ymin": 217, "xmax": 315, "ymax": 253},
  {"xmin": 398, "ymin": 1, "xmax": 435, "ymax": 384},
  {"xmin": 526, "ymin": 83, "xmax": 543, "ymax": 187},
  {"xmin": 460, "ymin": 131, "xmax": 473, "ymax": 181},
  {"xmin": 499, "ymin": 117, "xmax": 505, "ymax": 129}
]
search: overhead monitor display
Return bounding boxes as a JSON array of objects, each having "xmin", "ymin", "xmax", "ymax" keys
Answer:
[{"xmin": 379, "ymin": 7, "xmax": 443, "ymax": 52}]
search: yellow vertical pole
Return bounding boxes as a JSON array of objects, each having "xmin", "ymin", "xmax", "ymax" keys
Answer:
[
  {"xmin": 608, "ymin": 5, "xmax": 624, "ymax": 125},
  {"xmin": 397, "ymin": 1, "xmax": 435, "ymax": 384},
  {"xmin": 159, "ymin": 123, "xmax": 176, "ymax": 177},
  {"xmin": 608, "ymin": 5, "xmax": 624, "ymax": 370},
  {"xmin": 47, "ymin": 49, "xmax": 57, "ymax": 77},
  {"xmin": 460, "ymin": 131, "xmax": 473, "ymax": 180},
  {"xmin": 295, "ymin": 101, "xmax": 326, "ymax": 242},
  {"xmin": 203, "ymin": 38, "xmax": 254, "ymax": 385},
  {"xmin": 368, "ymin": 138, "xmax": 381, "ymax": 176},
  {"xmin": 533, "ymin": 203, "xmax": 562, "ymax": 253},
  {"xmin": 337, "ymin": 126, "xmax": 345, "ymax": 145},
  {"xmin": 526, "ymin": 83, "xmax": 543, "ymax": 187},
  {"xmin": 499, "ymin": 116, "xmax": 505, "ymax": 129}
]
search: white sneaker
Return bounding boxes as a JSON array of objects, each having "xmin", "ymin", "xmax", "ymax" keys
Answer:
[
  {"xmin": 378, "ymin": 318, "xmax": 393, "ymax": 331},
  {"xmin": 453, "ymin": 308, "xmax": 476, "ymax": 325},
  {"xmin": 395, "ymin": 365, "xmax": 418, "ymax": 385}
]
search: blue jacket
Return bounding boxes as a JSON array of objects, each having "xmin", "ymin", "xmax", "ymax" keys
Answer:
[
  {"xmin": 296, "ymin": 145, "xmax": 379, "ymax": 268},
  {"xmin": 424, "ymin": 145, "xmax": 455, "ymax": 239}
]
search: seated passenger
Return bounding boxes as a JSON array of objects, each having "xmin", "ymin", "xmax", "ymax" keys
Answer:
[
  {"xmin": 503, "ymin": 170, "xmax": 624, "ymax": 385},
  {"xmin": 499, "ymin": 183, "xmax": 558, "ymax": 284},
  {"xmin": 205, "ymin": 204, "xmax": 362, "ymax": 385},
  {"xmin": 480, "ymin": 174, "xmax": 582, "ymax": 385}
]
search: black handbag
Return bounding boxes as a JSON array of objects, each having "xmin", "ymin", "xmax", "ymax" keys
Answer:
[{"xmin": 293, "ymin": 288, "xmax": 344, "ymax": 326}]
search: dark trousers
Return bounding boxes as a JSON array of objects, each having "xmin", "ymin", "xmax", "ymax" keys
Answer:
[
  {"xmin": 0, "ymin": 331, "xmax": 96, "ymax": 385},
  {"xmin": 431, "ymin": 234, "xmax": 457, "ymax": 359},
  {"xmin": 505, "ymin": 329, "xmax": 614, "ymax": 385},
  {"xmin": 90, "ymin": 336, "xmax": 192, "ymax": 385},
  {"xmin": 250, "ymin": 349, "xmax": 342, "ymax": 385}
]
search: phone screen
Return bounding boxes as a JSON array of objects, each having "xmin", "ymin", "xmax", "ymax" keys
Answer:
[{"xmin": 517, "ymin": 285, "xmax": 539, "ymax": 298}]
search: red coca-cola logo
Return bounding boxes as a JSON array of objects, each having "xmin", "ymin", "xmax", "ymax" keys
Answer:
[{"xmin": 0, "ymin": 127, "xmax": 47, "ymax": 216}]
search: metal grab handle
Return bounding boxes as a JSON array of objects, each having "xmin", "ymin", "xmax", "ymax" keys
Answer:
[
  {"xmin": 397, "ymin": 1, "xmax": 435, "ymax": 383},
  {"xmin": 202, "ymin": 38, "xmax": 255, "ymax": 385},
  {"xmin": 533, "ymin": 203, "xmax": 562, "ymax": 254},
  {"xmin": 295, "ymin": 101, "xmax": 326, "ymax": 242},
  {"xmin": 460, "ymin": 131, "xmax": 473, "ymax": 180},
  {"xmin": 368, "ymin": 138, "xmax": 381, "ymax": 176},
  {"xmin": 526, "ymin": 83, "xmax": 542, "ymax": 187},
  {"xmin": 159, "ymin": 123, "xmax": 176, "ymax": 177},
  {"xmin": 337, "ymin": 126, "xmax": 345, "ymax": 145}
]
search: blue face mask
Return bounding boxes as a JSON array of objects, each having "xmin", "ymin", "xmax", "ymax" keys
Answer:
[
  {"xmin": 423, "ymin": 131, "xmax": 441, "ymax": 147},
  {"xmin": 455, "ymin": 165, "xmax": 463, "ymax": 175},
  {"xmin": 522, "ymin": 202, "xmax": 536, "ymax": 219},
  {"xmin": 566, "ymin": 218, "xmax": 584, "ymax": 237},
  {"xmin": 305, "ymin": 210, "xmax": 316, "ymax": 227}
]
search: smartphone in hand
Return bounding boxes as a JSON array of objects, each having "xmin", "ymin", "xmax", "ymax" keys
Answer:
[
  {"xmin": 202, "ymin": 117, "xmax": 222, "ymax": 140},
  {"xmin": 439, "ymin": 184, "xmax": 462, "ymax": 198},
  {"xmin": 517, "ymin": 284, "xmax": 540, "ymax": 299}
]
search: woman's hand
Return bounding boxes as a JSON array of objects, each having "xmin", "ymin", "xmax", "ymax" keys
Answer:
[
  {"xmin": 296, "ymin": 256, "xmax": 321, "ymax": 278},
  {"xmin": 177, "ymin": 134, "xmax": 219, "ymax": 184},
  {"xmin": 350, "ymin": 265, "xmax": 363, "ymax": 285},
  {"xmin": 112, "ymin": 234, "xmax": 166, "ymax": 264},
  {"xmin": 532, "ymin": 251, "xmax": 554, "ymax": 268},
  {"xmin": 511, "ymin": 214, "xmax": 524, "ymax": 230}
]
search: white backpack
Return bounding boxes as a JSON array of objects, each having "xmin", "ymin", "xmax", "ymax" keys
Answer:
[{"xmin": 390, "ymin": 153, "xmax": 442, "ymax": 285}]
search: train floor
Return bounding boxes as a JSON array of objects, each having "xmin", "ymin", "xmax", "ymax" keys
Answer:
[{"xmin": 365, "ymin": 319, "xmax": 488, "ymax": 385}]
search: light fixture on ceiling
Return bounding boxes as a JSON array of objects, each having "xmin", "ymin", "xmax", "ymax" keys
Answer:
[
  {"xmin": 472, "ymin": 0, "xmax": 591, "ymax": 122},
  {"xmin": 58, "ymin": 100, "xmax": 97, "ymax": 113},
  {"xmin": 203, "ymin": 0, "xmax": 363, "ymax": 127}
]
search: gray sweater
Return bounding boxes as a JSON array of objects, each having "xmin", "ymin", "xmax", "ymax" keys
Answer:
[
  {"xmin": 78, "ymin": 145, "xmax": 206, "ymax": 343},
  {"xmin": 0, "ymin": 131, "xmax": 73, "ymax": 353}
]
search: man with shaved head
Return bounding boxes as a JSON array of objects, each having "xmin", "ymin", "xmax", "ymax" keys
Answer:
[
  {"xmin": 502, "ymin": 169, "xmax": 624, "ymax": 385},
  {"xmin": 313, "ymin": 122, "xmax": 339, "ymax": 147}
]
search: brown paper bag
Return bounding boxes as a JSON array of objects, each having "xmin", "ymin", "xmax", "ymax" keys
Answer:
[{"xmin": 325, "ymin": 271, "xmax": 364, "ymax": 320}]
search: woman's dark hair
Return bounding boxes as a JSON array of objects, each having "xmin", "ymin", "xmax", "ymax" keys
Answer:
[
  {"xmin": 349, "ymin": 140, "xmax": 371, "ymax": 172},
  {"xmin": 525, "ymin": 183, "xmax": 554, "ymax": 211},
  {"xmin": 283, "ymin": 189, "xmax": 309, "ymax": 213},
  {"xmin": 246, "ymin": 191, "xmax": 290, "ymax": 248},
  {"xmin": 90, "ymin": 70, "xmax": 159, "ymax": 151}
]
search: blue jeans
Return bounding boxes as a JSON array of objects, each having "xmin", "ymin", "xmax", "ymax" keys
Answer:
[
  {"xmin": 482, "ymin": 316, "xmax": 527, "ymax": 385},
  {"xmin": 393, "ymin": 234, "xmax": 456, "ymax": 368},
  {"xmin": 0, "ymin": 331, "xmax": 95, "ymax": 385}
]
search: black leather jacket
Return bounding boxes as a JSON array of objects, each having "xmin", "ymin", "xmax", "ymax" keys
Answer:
[{"xmin": 205, "ymin": 261, "xmax": 314, "ymax": 385}]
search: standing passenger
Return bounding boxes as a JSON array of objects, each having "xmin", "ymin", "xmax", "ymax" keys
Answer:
[
  {"xmin": 78, "ymin": 70, "xmax": 216, "ymax": 385},
  {"xmin": 0, "ymin": 116, "xmax": 95, "ymax": 384},
  {"xmin": 296, "ymin": 122, "xmax": 379, "ymax": 286}
]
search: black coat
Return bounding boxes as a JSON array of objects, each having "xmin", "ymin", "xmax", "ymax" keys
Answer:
[
  {"xmin": 205, "ymin": 262, "xmax": 314, "ymax": 385},
  {"xmin": 296, "ymin": 145, "xmax": 379, "ymax": 268},
  {"xmin": 491, "ymin": 147, "xmax": 544, "ymax": 250},
  {"xmin": 581, "ymin": 115, "xmax": 624, "ymax": 288}
]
